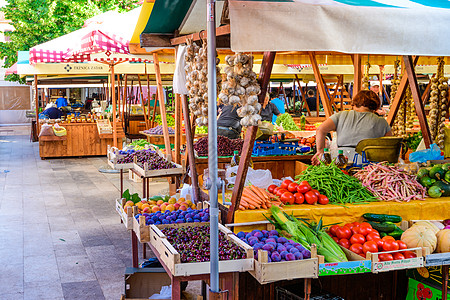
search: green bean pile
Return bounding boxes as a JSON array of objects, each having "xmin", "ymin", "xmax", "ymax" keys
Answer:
[{"xmin": 296, "ymin": 163, "xmax": 378, "ymax": 204}]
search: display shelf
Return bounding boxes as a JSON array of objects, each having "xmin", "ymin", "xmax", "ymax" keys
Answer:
[
  {"xmin": 425, "ymin": 253, "xmax": 450, "ymax": 267},
  {"xmin": 132, "ymin": 158, "xmax": 185, "ymax": 178},
  {"xmin": 148, "ymin": 222, "xmax": 254, "ymax": 277},
  {"xmin": 39, "ymin": 135, "xmax": 67, "ymax": 142}
]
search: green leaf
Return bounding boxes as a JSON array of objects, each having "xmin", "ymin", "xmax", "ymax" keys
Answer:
[
  {"xmin": 131, "ymin": 193, "xmax": 141, "ymax": 204},
  {"xmin": 122, "ymin": 189, "xmax": 131, "ymax": 201}
]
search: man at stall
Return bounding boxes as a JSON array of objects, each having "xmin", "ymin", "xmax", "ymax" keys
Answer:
[
  {"xmin": 305, "ymin": 89, "xmax": 317, "ymax": 112},
  {"xmin": 42, "ymin": 103, "xmax": 63, "ymax": 119},
  {"xmin": 311, "ymin": 90, "xmax": 392, "ymax": 165},
  {"xmin": 55, "ymin": 91, "xmax": 68, "ymax": 108},
  {"xmin": 217, "ymin": 104, "xmax": 242, "ymax": 139},
  {"xmin": 268, "ymin": 92, "xmax": 285, "ymax": 123},
  {"xmin": 261, "ymin": 92, "xmax": 282, "ymax": 123}
]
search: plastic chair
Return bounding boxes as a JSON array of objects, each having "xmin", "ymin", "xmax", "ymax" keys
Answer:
[{"xmin": 354, "ymin": 137, "xmax": 405, "ymax": 164}]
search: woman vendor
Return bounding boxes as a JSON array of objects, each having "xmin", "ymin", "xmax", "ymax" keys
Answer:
[
  {"xmin": 311, "ymin": 90, "xmax": 392, "ymax": 165},
  {"xmin": 260, "ymin": 92, "xmax": 282, "ymax": 123},
  {"xmin": 217, "ymin": 104, "xmax": 242, "ymax": 139}
]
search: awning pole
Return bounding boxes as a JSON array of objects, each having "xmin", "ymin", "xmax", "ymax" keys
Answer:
[
  {"xmin": 111, "ymin": 64, "xmax": 117, "ymax": 148},
  {"xmin": 207, "ymin": 0, "xmax": 220, "ymax": 297}
]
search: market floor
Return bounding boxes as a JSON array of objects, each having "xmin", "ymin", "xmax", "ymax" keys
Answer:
[{"xmin": 0, "ymin": 131, "xmax": 171, "ymax": 300}]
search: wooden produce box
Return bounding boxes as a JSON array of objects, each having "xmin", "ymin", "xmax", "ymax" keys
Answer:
[
  {"xmin": 132, "ymin": 202, "xmax": 209, "ymax": 243},
  {"xmin": 149, "ymin": 222, "xmax": 254, "ymax": 277},
  {"xmin": 122, "ymin": 267, "xmax": 171, "ymax": 300},
  {"xmin": 96, "ymin": 119, "xmax": 112, "ymax": 134},
  {"xmin": 369, "ymin": 247, "xmax": 424, "ymax": 273},
  {"xmin": 318, "ymin": 246, "xmax": 372, "ymax": 276},
  {"xmin": 107, "ymin": 147, "xmax": 134, "ymax": 170},
  {"xmin": 133, "ymin": 157, "xmax": 185, "ymax": 178},
  {"xmin": 115, "ymin": 198, "xmax": 137, "ymax": 230},
  {"xmin": 249, "ymin": 246, "xmax": 319, "ymax": 284}
]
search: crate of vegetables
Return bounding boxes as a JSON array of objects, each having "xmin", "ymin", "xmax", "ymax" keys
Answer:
[
  {"xmin": 148, "ymin": 223, "xmax": 254, "ymax": 277},
  {"xmin": 369, "ymin": 247, "xmax": 424, "ymax": 273},
  {"xmin": 115, "ymin": 198, "xmax": 137, "ymax": 230},
  {"xmin": 132, "ymin": 152, "xmax": 185, "ymax": 178},
  {"xmin": 107, "ymin": 145, "xmax": 160, "ymax": 170},
  {"xmin": 235, "ymin": 228, "xmax": 319, "ymax": 284}
]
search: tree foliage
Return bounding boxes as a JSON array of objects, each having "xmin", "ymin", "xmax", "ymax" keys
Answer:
[{"xmin": 0, "ymin": 0, "xmax": 139, "ymax": 81}]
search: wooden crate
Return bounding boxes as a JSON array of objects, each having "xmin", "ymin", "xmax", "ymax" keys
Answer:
[
  {"xmin": 149, "ymin": 222, "xmax": 254, "ymax": 277},
  {"xmin": 115, "ymin": 198, "xmax": 137, "ymax": 230},
  {"xmin": 131, "ymin": 202, "xmax": 209, "ymax": 243},
  {"xmin": 96, "ymin": 119, "xmax": 112, "ymax": 134},
  {"xmin": 369, "ymin": 247, "xmax": 424, "ymax": 273},
  {"xmin": 129, "ymin": 170, "xmax": 143, "ymax": 183},
  {"xmin": 107, "ymin": 147, "xmax": 134, "ymax": 170},
  {"xmin": 133, "ymin": 157, "xmax": 185, "ymax": 178},
  {"xmin": 249, "ymin": 246, "xmax": 319, "ymax": 284}
]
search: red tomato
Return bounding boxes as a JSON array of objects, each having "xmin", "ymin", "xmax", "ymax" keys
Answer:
[
  {"xmin": 280, "ymin": 179, "xmax": 292, "ymax": 190},
  {"xmin": 381, "ymin": 236, "xmax": 395, "ymax": 242},
  {"xmin": 280, "ymin": 192, "xmax": 295, "ymax": 205},
  {"xmin": 310, "ymin": 189, "xmax": 321, "ymax": 198},
  {"xmin": 318, "ymin": 195, "xmax": 329, "ymax": 205},
  {"xmin": 332, "ymin": 236, "xmax": 339, "ymax": 243},
  {"xmin": 267, "ymin": 184, "xmax": 277, "ymax": 193},
  {"xmin": 402, "ymin": 251, "xmax": 416, "ymax": 259},
  {"xmin": 397, "ymin": 240, "xmax": 408, "ymax": 250},
  {"xmin": 351, "ymin": 225, "xmax": 361, "ymax": 235},
  {"xmin": 378, "ymin": 253, "xmax": 394, "ymax": 261},
  {"xmin": 338, "ymin": 238, "xmax": 350, "ymax": 249},
  {"xmin": 350, "ymin": 234, "xmax": 366, "ymax": 245},
  {"xmin": 299, "ymin": 181, "xmax": 311, "ymax": 187},
  {"xmin": 374, "ymin": 238, "xmax": 384, "ymax": 251},
  {"xmin": 360, "ymin": 222, "xmax": 373, "ymax": 229},
  {"xmin": 273, "ymin": 187, "xmax": 280, "ymax": 194},
  {"xmin": 336, "ymin": 226, "xmax": 352, "ymax": 240},
  {"xmin": 294, "ymin": 193, "xmax": 305, "ymax": 204},
  {"xmin": 288, "ymin": 182, "xmax": 299, "ymax": 193},
  {"xmin": 393, "ymin": 252, "xmax": 405, "ymax": 260},
  {"xmin": 344, "ymin": 223, "xmax": 355, "ymax": 230},
  {"xmin": 359, "ymin": 223, "xmax": 373, "ymax": 236},
  {"xmin": 362, "ymin": 241, "xmax": 378, "ymax": 254},
  {"xmin": 349, "ymin": 243, "xmax": 364, "ymax": 255},
  {"xmin": 329, "ymin": 225, "xmax": 340, "ymax": 237},
  {"xmin": 276, "ymin": 188, "xmax": 287, "ymax": 197},
  {"xmin": 297, "ymin": 184, "xmax": 311, "ymax": 194},
  {"xmin": 382, "ymin": 240, "xmax": 400, "ymax": 251},
  {"xmin": 366, "ymin": 232, "xmax": 381, "ymax": 241},
  {"xmin": 352, "ymin": 221, "xmax": 361, "ymax": 227},
  {"xmin": 304, "ymin": 191, "xmax": 318, "ymax": 205}
]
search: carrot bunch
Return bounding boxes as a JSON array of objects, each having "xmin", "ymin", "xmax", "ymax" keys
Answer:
[{"xmin": 239, "ymin": 185, "xmax": 282, "ymax": 210}]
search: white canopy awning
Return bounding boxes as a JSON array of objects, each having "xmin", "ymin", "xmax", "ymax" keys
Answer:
[{"xmin": 229, "ymin": 0, "xmax": 450, "ymax": 56}]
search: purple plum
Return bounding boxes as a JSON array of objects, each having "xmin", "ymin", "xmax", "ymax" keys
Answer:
[
  {"xmin": 280, "ymin": 250, "xmax": 289, "ymax": 259},
  {"xmin": 262, "ymin": 243, "xmax": 275, "ymax": 252},
  {"xmin": 253, "ymin": 231, "xmax": 264, "ymax": 239},
  {"xmin": 269, "ymin": 230, "xmax": 279, "ymax": 236},
  {"xmin": 301, "ymin": 249, "xmax": 311, "ymax": 259},
  {"xmin": 277, "ymin": 237, "xmax": 288, "ymax": 243},
  {"xmin": 271, "ymin": 251, "xmax": 281, "ymax": 262},
  {"xmin": 286, "ymin": 253, "xmax": 295, "ymax": 261},
  {"xmin": 249, "ymin": 239, "xmax": 259, "ymax": 246},
  {"xmin": 289, "ymin": 247, "xmax": 299, "ymax": 253},
  {"xmin": 266, "ymin": 238, "xmax": 277, "ymax": 243},
  {"xmin": 277, "ymin": 245, "xmax": 287, "ymax": 253}
]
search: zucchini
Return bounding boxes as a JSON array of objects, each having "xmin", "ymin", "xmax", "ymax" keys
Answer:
[
  {"xmin": 366, "ymin": 221, "xmax": 396, "ymax": 233},
  {"xmin": 363, "ymin": 213, "xmax": 402, "ymax": 223},
  {"xmin": 386, "ymin": 226, "xmax": 404, "ymax": 239}
]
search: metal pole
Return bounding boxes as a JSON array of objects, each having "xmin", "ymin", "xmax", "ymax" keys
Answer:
[{"xmin": 207, "ymin": 0, "xmax": 219, "ymax": 295}]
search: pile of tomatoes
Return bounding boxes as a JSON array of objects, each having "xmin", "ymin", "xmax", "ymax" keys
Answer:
[
  {"xmin": 267, "ymin": 179, "xmax": 329, "ymax": 205},
  {"xmin": 328, "ymin": 222, "xmax": 417, "ymax": 261}
]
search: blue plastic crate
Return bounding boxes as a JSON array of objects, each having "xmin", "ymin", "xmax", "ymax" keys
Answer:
[{"xmin": 252, "ymin": 141, "xmax": 298, "ymax": 157}]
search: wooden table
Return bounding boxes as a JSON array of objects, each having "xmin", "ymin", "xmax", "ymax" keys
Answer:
[
  {"xmin": 38, "ymin": 122, "xmax": 124, "ymax": 158},
  {"xmin": 195, "ymin": 154, "xmax": 313, "ymax": 180}
]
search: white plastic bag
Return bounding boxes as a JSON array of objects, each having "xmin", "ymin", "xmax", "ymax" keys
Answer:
[
  {"xmin": 226, "ymin": 166, "xmax": 274, "ymax": 189},
  {"xmin": 179, "ymin": 183, "xmax": 192, "ymax": 200},
  {"xmin": 173, "ymin": 45, "xmax": 189, "ymax": 95},
  {"xmin": 149, "ymin": 285, "xmax": 172, "ymax": 299}
]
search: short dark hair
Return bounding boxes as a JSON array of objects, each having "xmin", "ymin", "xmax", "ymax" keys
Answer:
[
  {"xmin": 307, "ymin": 89, "xmax": 315, "ymax": 96},
  {"xmin": 352, "ymin": 90, "xmax": 380, "ymax": 111},
  {"xmin": 269, "ymin": 91, "xmax": 278, "ymax": 99}
]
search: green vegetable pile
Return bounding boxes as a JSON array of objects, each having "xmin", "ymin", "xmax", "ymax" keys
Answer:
[
  {"xmin": 405, "ymin": 131, "xmax": 422, "ymax": 151},
  {"xmin": 195, "ymin": 126, "xmax": 208, "ymax": 134},
  {"xmin": 296, "ymin": 163, "xmax": 377, "ymax": 204},
  {"xmin": 128, "ymin": 139, "xmax": 150, "ymax": 150},
  {"xmin": 275, "ymin": 113, "xmax": 300, "ymax": 131},
  {"xmin": 417, "ymin": 163, "xmax": 450, "ymax": 198},
  {"xmin": 154, "ymin": 114, "xmax": 175, "ymax": 127}
]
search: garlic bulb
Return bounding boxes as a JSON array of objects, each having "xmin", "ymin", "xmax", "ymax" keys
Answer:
[{"xmin": 428, "ymin": 57, "xmax": 448, "ymax": 149}]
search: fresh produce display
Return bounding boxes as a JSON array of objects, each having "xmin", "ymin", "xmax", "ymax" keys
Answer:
[
  {"xmin": 328, "ymin": 221, "xmax": 415, "ymax": 261},
  {"xmin": 154, "ymin": 114, "xmax": 175, "ymax": 127},
  {"xmin": 116, "ymin": 149, "xmax": 156, "ymax": 164},
  {"xmin": 195, "ymin": 126, "xmax": 208, "ymax": 134},
  {"xmin": 401, "ymin": 223, "xmax": 438, "ymax": 252},
  {"xmin": 143, "ymin": 125, "xmax": 175, "ymax": 135},
  {"xmin": 122, "ymin": 191, "xmax": 197, "ymax": 214},
  {"xmin": 267, "ymin": 179, "xmax": 329, "ymax": 206},
  {"xmin": 135, "ymin": 208, "xmax": 210, "ymax": 225},
  {"xmin": 362, "ymin": 213, "xmax": 404, "ymax": 239},
  {"xmin": 127, "ymin": 139, "xmax": 151, "ymax": 150},
  {"xmin": 354, "ymin": 163, "xmax": 426, "ymax": 202},
  {"xmin": 405, "ymin": 131, "xmax": 423, "ymax": 151},
  {"xmin": 296, "ymin": 163, "xmax": 377, "ymax": 204},
  {"xmin": 236, "ymin": 229, "xmax": 311, "ymax": 262},
  {"xmin": 218, "ymin": 53, "xmax": 262, "ymax": 127},
  {"xmin": 275, "ymin": 113, "xmax": 300, "ymax": 131},
  {"xmin": 238, "ymin": 185, "xmax": 281, "ymax": 210},
  {"xmin": 429, "ymin": 57, "xmax": 448, "ymax": 149},
  {"xmin": 185, "ymin": 39, "xmax": 221, "ymax": 126},
  {"xmin": 436, "ymin": 228, "xmax": 450, "ymax": 253},
  {"xmin": 299, "ymin": 136, "xmax": 316, "ymax": 149},
  {"xmin": 193, "ymin": 135, "xmax": 244, "ymax": 157},
  {"xmin": 162, "ymin": 225, "xmax": 247, "ymax": 262},
  {"xmin": 417, "ymin": 163, "xmax": 450, "ymax": 198},
  {"xmin": 269, "ymin": 206, "xmax": 348, "ymax": 263},
  {"xmin": 134, "ymin": 151, "xmax": 177, "ymax": 170}
]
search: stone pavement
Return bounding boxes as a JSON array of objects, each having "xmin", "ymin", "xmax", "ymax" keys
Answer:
[{"xmin": 0, "ymin": 130, "xmax": 171, "ymax": 300}]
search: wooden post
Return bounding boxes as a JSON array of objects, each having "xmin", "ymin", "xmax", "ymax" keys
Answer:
[
  {"xmin": 308, "ymin": 52, "xmax": 333, "ymax": 118},
  {"xmin": 111, "ymin": 64, "xmax": 118, "ymax": 148},
  {"xmin": 181, "ymin": 94, "xmax": 200, "ymax": 202},
  {"xmin": 174, "ymin": 94, "xmax": 182, "ymax": 165},
  {"xmin": 422, "ymin": 75, "xmax": 433, "ymax": 104},
  {"xmin": 352, "ymin": 54, "xmax": 362, "ymax": 97},
  {"xmin": 442, "ymin": 264, "xmax": 449, "ymax": 300},
  {"xmin": 295, "ymin": 74, "xmax": 311, "ymax": 116},
  {"xmin": 153, "ymin": 52, "xmax": 172, "ymax": 160},
  {"xmin": 117, "ymin": 74, "xmax": 122, "ymax": 122},
  {"xmin": 403, "ymin": 55, "xmax": 432, "ymax": 148},
  {"xmin": 226, "ymin": 51, "xmax": 276, "ymax": 224},
  {"xmin": 138, "ymin": 75, "xmax": 150, "ymax": 129},
  {"xmin": 386, "ymin": 56, "xmax": 420, "ymax": 126},
  {"xmin": 34, "ymin": 75, "xmax": 39, "ymax": 134},
  {"xmin": 379, "ymin": 66, "xmax": 384, "ymax": 99},
  {"xmin": 146, "ymin": 64, "xmax": 152, "ymax": 125},
  {"xmin": 123, "ymin": 75, "xmax": 127, "ymax": 129}
]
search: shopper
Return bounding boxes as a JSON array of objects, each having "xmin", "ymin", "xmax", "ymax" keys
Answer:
[
  {"xmin": 260, "ymin": 92, "xmax": 282, "ymax": 123},
  {"xmin": 311, "ymin": 90, "xmax": 392, "ymax": 165},
  {"xmin": 268, "ymin": 92, "xmax": 285, "ymax": 123},
  {"xmin": 217, "ymin": 104, "xmax": 242, "ymax": 139},
  {"xmin": 42, "ymin": 103, "xmax": 63, "ymax": 119},
  {"xmin": 55, "ymin": 91, "xmax": 68, "ymax": 108},
  {"xmin": 305, "ymin": 89, "xmax": 317, "ymax": 112}
]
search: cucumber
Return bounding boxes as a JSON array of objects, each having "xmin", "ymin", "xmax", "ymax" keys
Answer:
[
  {"xmin": 363, "ymin": 213, "xmax": 402, "ymax": 223},
  {"xmin": 387, "ymin": 226, "xmax": 404, "ymax": 239},
  {"xmin": 366, "ymin": 221, "xmax": 396, "ymax": 233}
]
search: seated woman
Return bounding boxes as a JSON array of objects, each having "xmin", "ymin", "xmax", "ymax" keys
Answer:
[{"xmin": 312, "ymin": 90, "xmax": 392, "ymax": 165}]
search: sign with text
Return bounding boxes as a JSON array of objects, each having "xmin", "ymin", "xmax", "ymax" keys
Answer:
[{"xmin": 372, "ymin": 257, "xmax": 423, "ymax": 273}]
